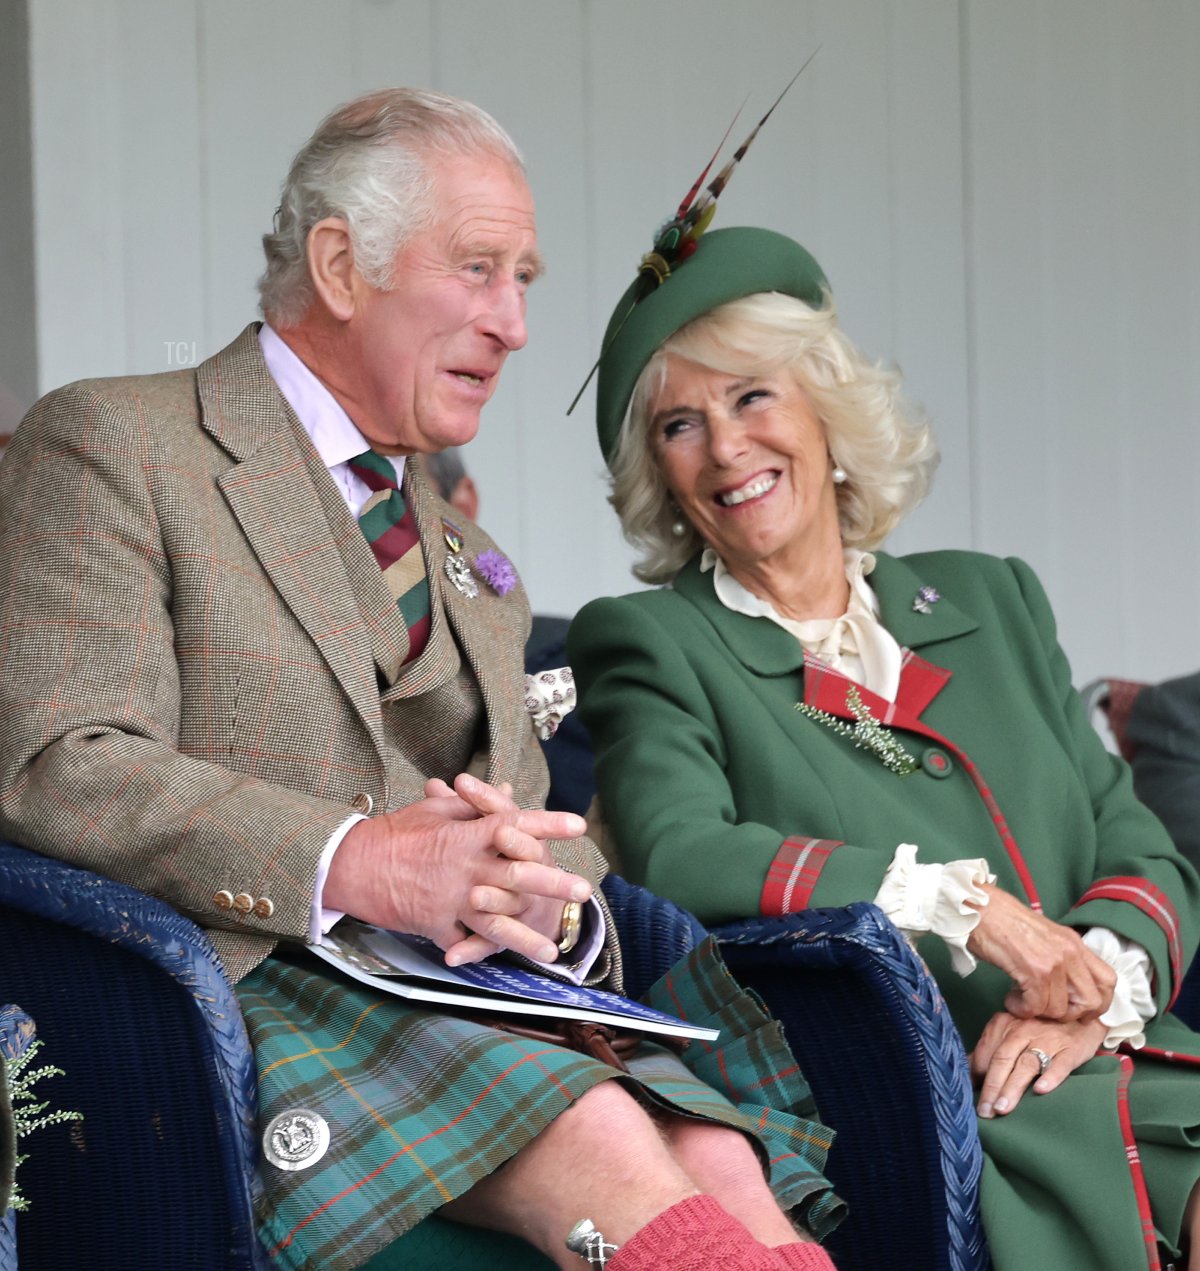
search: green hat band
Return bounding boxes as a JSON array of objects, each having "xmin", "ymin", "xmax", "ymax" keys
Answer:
[{"xmin": 595, "ymin": 226, "xmax": 828, "ymax": 467}]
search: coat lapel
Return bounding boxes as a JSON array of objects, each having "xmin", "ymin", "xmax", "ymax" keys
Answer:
[{"xmin": 198, "ymin": 325, "xmax": 384, "ymax": 750}]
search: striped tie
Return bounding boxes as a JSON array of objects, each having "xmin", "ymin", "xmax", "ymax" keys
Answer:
[{"xmin": 348, "ymin": 450, "xmax": 430, "ymax": 665}]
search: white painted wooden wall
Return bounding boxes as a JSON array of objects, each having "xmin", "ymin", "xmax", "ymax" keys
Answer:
[{"xmin": 10, "ymin": 0, "xmax": 1200, "ymax": 688}]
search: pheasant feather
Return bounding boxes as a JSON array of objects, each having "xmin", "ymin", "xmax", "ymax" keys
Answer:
[{"xmin": 567, "ymin": 51, "xmax": 819, "ymax": 415}]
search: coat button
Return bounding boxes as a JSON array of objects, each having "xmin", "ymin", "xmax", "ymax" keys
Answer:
[
  {"xmin": 921, "ymin": 747, "xmax": 954, "ymax": 779},
  {"xmin": 350, "ymin": 793, "xmax": 374, "ymax": 815},
  {"xmin": 253, "ymin": 897, "xmax": 275, "ymax": 919},
  {"xmin": 233, "ymin": 892, "xmax": 254, "ymax": 913},
  {"xmin": 263, "ymin": 1109, "xmax": 330, "ymax": 1171},
  {"xmin": 213, "ymin": 889, "xmax": 234, "ymax": 911}
]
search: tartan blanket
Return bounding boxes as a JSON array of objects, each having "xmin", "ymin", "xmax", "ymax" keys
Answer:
[{"xmin": 238, "ymin": 937, "xmax": 843, "ymax": 1270}]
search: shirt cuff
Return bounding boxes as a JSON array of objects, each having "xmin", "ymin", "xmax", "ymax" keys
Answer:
[
  {"xmin": 1082, "ymin": 926, "xmax": 1156, "ymax": 1049},
  {"xmin": 526, "ymin": 897, "xmax": 606, "ymax": 985},
  {"xmin": 875, "ymin": 843, "xmax": 996, "ymax": 975},
  {"xmin": 309, "ymin": 813, "xmax": 365, "ymax": 944}
]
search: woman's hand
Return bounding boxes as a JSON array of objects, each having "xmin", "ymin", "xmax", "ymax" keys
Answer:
[
  {"xmin": 966, "ymin": 884, "xmax": 1116, "ymax": 1021},
  {"xmin": 970, "ymin": 1010, "xmax": 1108, "ymax": 1118}
]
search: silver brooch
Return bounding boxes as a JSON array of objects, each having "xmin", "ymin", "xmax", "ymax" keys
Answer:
[
  {"xmin": 263, "ymin": 1108, "xmax": 331, "ymax": 1171},
  {"xmin": 442, "ymin": 518, "xmax": 478, "ymax": 598},
  {"xmin": 444, "ymin": 553, "xmax": 479, "ymax": 598}
]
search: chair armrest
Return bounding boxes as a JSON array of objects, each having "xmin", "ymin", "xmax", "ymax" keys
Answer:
[
  {"xmin": 714, "ymin": 903, "xmax": 988, "ymax": 1271},
  {"xmin": 0, "ymin": 842, "xmax": 265, "ymax": 1270},
  {"xmin": 600, "ymin": 873, "xmax": 708, "ymax": 999}
]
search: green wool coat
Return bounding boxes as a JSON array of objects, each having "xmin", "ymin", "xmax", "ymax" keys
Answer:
[{"xmin": 571, "ymin": 549, "xmax": 1200, "ymax": 1270}]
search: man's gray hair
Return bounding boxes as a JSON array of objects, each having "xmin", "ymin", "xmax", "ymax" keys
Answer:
[{"xmin": 258, "ymin": 87, "xmax": 524, "ymax": 327}]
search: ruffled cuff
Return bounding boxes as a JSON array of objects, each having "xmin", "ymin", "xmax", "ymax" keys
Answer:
[
  {"xmin": 875, "ymin": 843, "xmax": 996, "ymax": 976},
  {"xmin": 1082, "ymin": 926, "xmax": 1156, "ymax": 1050}
]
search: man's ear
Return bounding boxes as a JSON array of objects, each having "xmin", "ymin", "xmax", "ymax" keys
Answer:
[{"xmin": 306, "ymin": 217, "xmax": 357, "ymax": 321}]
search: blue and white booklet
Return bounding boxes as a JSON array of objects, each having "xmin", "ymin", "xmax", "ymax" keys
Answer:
[{"xmin": 315, "ymin": 919, "xmax": 718, "ymax": 1042}]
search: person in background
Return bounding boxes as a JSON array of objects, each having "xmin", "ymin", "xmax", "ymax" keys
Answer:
[
  {"xmin": 0, "ymin": 91, "xmax": 841, "ymax": 1270},
  {"xmin": 1130, "ymin": 671, "xmax": 1200, "ymax": 874},
  {"xmin": 569, "ymin": 222, "xmax": 1200, "ymax": 1271}
]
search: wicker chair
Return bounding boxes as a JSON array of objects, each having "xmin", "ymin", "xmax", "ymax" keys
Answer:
[{"xmin": 0, "ymin": 841, "xmax": 987, "ymax": 1270}]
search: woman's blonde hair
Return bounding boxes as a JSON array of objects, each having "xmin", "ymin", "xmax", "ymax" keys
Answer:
[{"xmin": 609, "ymin": 291, "xmax": 939, "ymax": 584}]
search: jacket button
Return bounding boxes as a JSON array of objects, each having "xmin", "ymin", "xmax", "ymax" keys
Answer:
[
  {"xmin": 213, "ymin": 889, "xmax": 234, "ymax": 911},
  {"xmin": 233, "ymin": 892, "xmax": 254, "ymax": 913},
  {"xmin": 921, "ymin": 747, "xmax": 954, "ymax": 779},
  {"xmin": 253, "ymin": 897, "xmax": 275, "ymax": 919},
  {"xmin": 350, "ymin": 793, "xmax": 374, "ymax": 815}
]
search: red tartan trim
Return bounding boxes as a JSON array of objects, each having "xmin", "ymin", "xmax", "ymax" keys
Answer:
[
  {"xmin": 1073, "ymin": 878, "xmax": 1184, "ymax": 1006},
  {"xmin": 762, "ymin": 836, "xmax": 844, "ymax": 915},
  {"xmin": 1114, "ymin": 1055, "xmax": 1161, "ymax": 1270},
  {"xmin": 895, "ymin": 648, "xmax": 953, "ymax": 716},
  {"xmin": 1130, "ymin": 1044, "xmax": 1200, "ymax": 1066},
  {"xmin": 799, "ymin": 658, "xmax": 1043, "ymax": 911}
]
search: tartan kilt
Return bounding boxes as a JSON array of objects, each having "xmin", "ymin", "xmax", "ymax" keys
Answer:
[{"xmin": 237, "ymin": 937, "xmax": 843, "ymax": 1271}]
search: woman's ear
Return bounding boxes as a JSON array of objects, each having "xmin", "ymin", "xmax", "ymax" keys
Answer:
[{"xmin": 306, "ymin": 217, "xmax": 357, "ymax": 322}]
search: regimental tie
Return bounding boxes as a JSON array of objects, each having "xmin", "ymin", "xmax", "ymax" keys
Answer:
[{"xmin": 348, "ymin": 450, "xmax": 430, "ymax": 666}]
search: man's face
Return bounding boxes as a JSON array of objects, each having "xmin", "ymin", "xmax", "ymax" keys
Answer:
[{"xmin": 346, "ymin": 151, "xmax": 541, "ymax": 455}]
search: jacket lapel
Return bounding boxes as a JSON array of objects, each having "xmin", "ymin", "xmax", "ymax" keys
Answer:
[
  {"xmin": 426, "ymin": 491, "xmax": 528, "ymax": 787},
  {"xmin": 198, "ymin": 325, "xmax": 384, "ymax": 750}
]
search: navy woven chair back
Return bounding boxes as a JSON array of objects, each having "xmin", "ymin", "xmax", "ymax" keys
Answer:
[
  {"xmin": 0, "ymin": 841, "xmax": 265, "ymax": 1271},
  {"xmin": 714, "ymin": 904, "xmax": 989, "ymax": 1271}
]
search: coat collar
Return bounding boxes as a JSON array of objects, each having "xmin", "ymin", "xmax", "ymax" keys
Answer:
[{"xmin": 671, "ymin": 549, "xmax": 979, "ymax": 677}]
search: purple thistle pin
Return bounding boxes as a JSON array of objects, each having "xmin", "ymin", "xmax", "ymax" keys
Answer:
[
  {"xmin": 476, "ymin": 550, "xmax": 517, "ymax": 596},
  {"xmin": 912, "ymin": 585, "xmax": 941, "ymax": 615}
]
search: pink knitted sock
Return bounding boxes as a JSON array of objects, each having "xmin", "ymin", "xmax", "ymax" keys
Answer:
[
  {"xmin": 772, "ymin": 1239, "xmax": 839, "ymax": 1270},
  {"xmin": 607, "ymin": 1194, "xmax": 792, "ymax": 1270}
]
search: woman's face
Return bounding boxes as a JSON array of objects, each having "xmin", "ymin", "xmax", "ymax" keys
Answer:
[{"xmin": 650, "ymin": 354, "xmax": 841, "ymax": 578}]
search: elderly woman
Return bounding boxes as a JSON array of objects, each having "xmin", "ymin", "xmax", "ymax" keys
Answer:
[{"xmin": 569, "ymin": 226, "xmax": 1200, "ymax": 1271}]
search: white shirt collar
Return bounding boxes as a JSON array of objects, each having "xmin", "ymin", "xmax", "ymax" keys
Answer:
[{"xmin": 700, "ymin": 546, "xmax": 902, "ymax": 701}]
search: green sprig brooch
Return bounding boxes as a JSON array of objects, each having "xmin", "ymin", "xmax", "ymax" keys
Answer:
[{"xmin": 795, "ymin": 684, "xmax": 919, "ymax": 776}]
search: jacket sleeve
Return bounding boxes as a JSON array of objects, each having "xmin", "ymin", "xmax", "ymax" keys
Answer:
[
  {"xmin": 0, "ymin": 384, "xmax": 356, "ymax": 946},
  {"xmin": 570, "ymin": 594, "xmax": 894, "ymax": 926},
  {"xmin": 1006, "ymin": 557, "xmax": 1200, "ymax": 1012}
]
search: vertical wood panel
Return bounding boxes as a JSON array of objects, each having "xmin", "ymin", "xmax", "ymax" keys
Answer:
[
  {"xmin": 30, "ymin": 0, "xmax": 128, "ymax": 389},
  {"xmin": 114, "ymin": 0, "xmax": 205, "ymax": 376},
  {"xmin": 965, "ymin": 0, "xmax": 1200, "ymax": 683}
]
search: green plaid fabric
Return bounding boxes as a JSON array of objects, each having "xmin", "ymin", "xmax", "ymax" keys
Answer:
[{"xmin": 238, "ymin": 939, "xmax": 841, "ymax": 1270}]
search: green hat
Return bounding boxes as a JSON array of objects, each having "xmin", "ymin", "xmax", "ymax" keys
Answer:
[{"xmin": 595, "ymin": 226, "xmax": 828, "ymax": 467}]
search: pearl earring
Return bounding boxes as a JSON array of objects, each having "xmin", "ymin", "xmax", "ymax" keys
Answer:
[
  {"xmin": 672, "ymin": 520, "xmax": 687, "ymax": 537},
  {"xmin": 832, "ymin": 465, "xmax": 847, "ymax": 485}
]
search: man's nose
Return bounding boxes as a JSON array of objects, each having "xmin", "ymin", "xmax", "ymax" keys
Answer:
[{"xmin": 481, "ymin": 281, "xmax": 528, "ymax": 351}]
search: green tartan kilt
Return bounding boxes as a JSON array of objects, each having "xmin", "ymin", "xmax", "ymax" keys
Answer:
[{"xmin": 237, "ymin": 937, "xmax": 844, "ymax": 1271}]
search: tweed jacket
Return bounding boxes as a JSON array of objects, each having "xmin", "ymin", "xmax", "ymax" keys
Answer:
[
  {"xmin": 0, "ymin": 325, "xmax": 615, "ymax": 986},
  {"xmin": 571, "ymin": 549, "xmax": 1200, "ymax": 1049}
]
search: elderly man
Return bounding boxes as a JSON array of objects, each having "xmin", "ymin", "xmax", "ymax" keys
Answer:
[{"xmin": 0, "ymin": 90, "xmax": 838, "ymax": 1270}]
